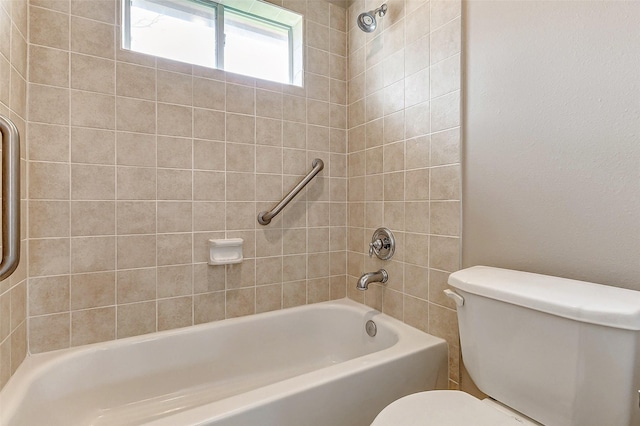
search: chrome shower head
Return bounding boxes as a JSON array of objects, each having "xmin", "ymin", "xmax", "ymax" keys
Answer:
[{"xmin": 357, "ymin": 3, "xmax": 387, "ymax": 33}]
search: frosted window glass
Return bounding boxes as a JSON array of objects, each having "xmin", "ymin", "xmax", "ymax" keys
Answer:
[
  {"xmin": 224, "ymin": 9, "xmax": 290, "ymax": 84},
  {"xmin": 130, "ymin": 0, "xmax": 216, "ymax": 68}
]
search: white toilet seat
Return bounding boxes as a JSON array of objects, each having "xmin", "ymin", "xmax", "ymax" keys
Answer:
[{"xmin": 371, "ymin": 390, "xmax": 533, "ymax": 426}]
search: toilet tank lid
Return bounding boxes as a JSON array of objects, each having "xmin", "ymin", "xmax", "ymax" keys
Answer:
[{"xmin": 448, "ymin": 266, "xmax": 640, "ymax": 331}]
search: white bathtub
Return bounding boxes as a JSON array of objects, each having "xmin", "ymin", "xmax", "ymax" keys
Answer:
[{"xmin": 0, "ymin": 299, "xmax": 448, "ymax": 426}]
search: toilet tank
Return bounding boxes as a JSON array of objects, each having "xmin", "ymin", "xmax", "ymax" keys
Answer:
[{"xmin": 448, "ymin": 266, "xmax": 640, "ymax": 426}]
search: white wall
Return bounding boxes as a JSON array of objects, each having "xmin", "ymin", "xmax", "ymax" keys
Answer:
[{"xmin": 462, "ymin": 1, "xmax": 640, "ymax": 290}]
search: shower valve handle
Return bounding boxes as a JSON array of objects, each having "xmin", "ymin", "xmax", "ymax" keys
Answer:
[
  {"xmin": 369, "ymin": 239, "xmax": 384, "ymax": 257},
  {"xmin": 368, "ymin": 228, "xmax": 396, "ymax": 260}
]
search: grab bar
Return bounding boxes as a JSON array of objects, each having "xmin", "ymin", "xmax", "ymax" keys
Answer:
[
  {"xmin": 0, "ymin": 115, "xmax": 20, "ymax": 280},
  {"xmin": 258, "ymin": 158, "xmax": 324, "ymax": 225}
]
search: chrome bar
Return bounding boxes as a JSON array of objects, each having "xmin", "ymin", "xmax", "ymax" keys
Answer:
[
  {"xmin": 0, "ymin": 115, "xmax": 20, "ymax": 280},
  {"xmin": 258, "ymin": 158, "xmax": 324, "ymax": 225}
]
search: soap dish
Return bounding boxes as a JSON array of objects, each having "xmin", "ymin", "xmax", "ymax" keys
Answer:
[{"xmin": 208, "ymin": 238, "xmax": 243, "ymax": 265}]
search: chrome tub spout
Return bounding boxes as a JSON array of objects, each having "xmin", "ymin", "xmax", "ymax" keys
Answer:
[{"xmin": 356, "ymin": 269, "xmax": 388, "ymax": 291}]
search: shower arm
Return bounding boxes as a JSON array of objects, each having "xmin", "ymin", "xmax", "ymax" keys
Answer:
[{"xmin": 375, "ymin": 4, "xmax": 387, "ymax": 17}]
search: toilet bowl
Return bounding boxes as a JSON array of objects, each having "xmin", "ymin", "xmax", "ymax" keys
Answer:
[
  {"xmin": 372, "ymin": 266, "xmax": 640, "ymax": 426},
  {"xmin": 372, "ymin": 390, "xmax": 540, "ymax": 425}
]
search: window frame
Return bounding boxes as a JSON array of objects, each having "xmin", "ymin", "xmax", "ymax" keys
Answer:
[{"xmin": 122, "ymin": 0, "xmax": 296, "ymax": 85}]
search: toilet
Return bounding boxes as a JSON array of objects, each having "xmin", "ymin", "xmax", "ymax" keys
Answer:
[{"xmin": 372, "ymin": 266, "xmax": 640, "ymax": 426}]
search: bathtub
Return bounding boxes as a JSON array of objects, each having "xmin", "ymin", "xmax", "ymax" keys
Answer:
[{"xmin": 0, "ymin": 298, "xmax": 448, "ymax": 426}]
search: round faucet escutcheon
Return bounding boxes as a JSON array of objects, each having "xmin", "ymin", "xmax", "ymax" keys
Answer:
[{"xmin": 369, "ymin": 228, "xmax": 395, "ymax": 260}]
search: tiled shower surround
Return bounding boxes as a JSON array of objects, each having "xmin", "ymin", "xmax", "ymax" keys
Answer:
[
  {"xmin": 26, "ymin": 0, "xmax": 349, "ymax": 349},
  {"xmin": 0, "ymin": 0, "xmax": 28, "ymax": 390},
  {"xmin": 346, "ymin": 0, "xmax": 461, "ymax": 388},
  {"xmin": 0, "ymin": 0, "xmax": 461, "ymax": 391}
]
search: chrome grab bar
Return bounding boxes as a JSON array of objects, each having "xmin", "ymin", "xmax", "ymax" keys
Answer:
[
  {"xmin": 0, "ymin": 115, "xmax": 20, "ymax": 280},
  {"xmin": 258, "ymin": 158, "xmax": 324, "ymax": 225}
]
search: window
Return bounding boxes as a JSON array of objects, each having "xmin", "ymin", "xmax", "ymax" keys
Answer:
[
  {"xmin": 124, "ymin": 0, "xmax": 218, "ymax": 68},
  {"xmin": 122, "ymin": 0, "xmax": 303, "ymax": 86}
]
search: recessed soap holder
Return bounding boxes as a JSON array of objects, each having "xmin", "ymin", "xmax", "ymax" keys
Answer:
[
  {"xmin": 369, "ymin": 227, "xmax": 395, "ymax": 260},
  {"xmin": 208, "ymin": 238, "xmax": 243, "ymax": 265}
]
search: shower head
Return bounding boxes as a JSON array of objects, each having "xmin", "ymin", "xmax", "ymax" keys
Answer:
[{"xmin": 357, "ymin": 3, "xmax": 387, "ymax": 33}]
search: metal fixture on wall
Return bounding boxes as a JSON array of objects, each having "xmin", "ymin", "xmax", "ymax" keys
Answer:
[
  {"xmin": 357, "ymin": 3, "xmax": 387, "ymax": 33},
  {"xmin": 0, "ymin": 115, "xmax": 21, "ymax": 280},
  {"xmin": 257, "ymin": 158, "xmax": 324, "ymax": 225},
  {"xmin": 356, "ymin": 228, "xmax": 395, "ymax": 291},
  {"xmin": 356, "ymin": 269, "xmax": 388, "ymax": 291},
  {"xmin": 369, "ymin": 227, "xmax": 395, "ymax": 260}
]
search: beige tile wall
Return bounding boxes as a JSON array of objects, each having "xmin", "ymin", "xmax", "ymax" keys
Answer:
[
  {"xmin": 2, "ymin": 0, "xmax": 463, "ymax": 394},
  {"xmin": 26, "ymin": 0, "xmax": 349, "ymax": 353},
  {"xmin": 0, "ymin": 0, "xmax": 28, "ymax": 390},
  {"xmin": 345, "ymin": 0, "xmax": 462, "ymax": 388}
]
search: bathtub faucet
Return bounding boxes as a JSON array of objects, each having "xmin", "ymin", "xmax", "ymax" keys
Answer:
[{"xmin": 356, "ymin": 269, "xmax": 388, "ymax": 291}]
